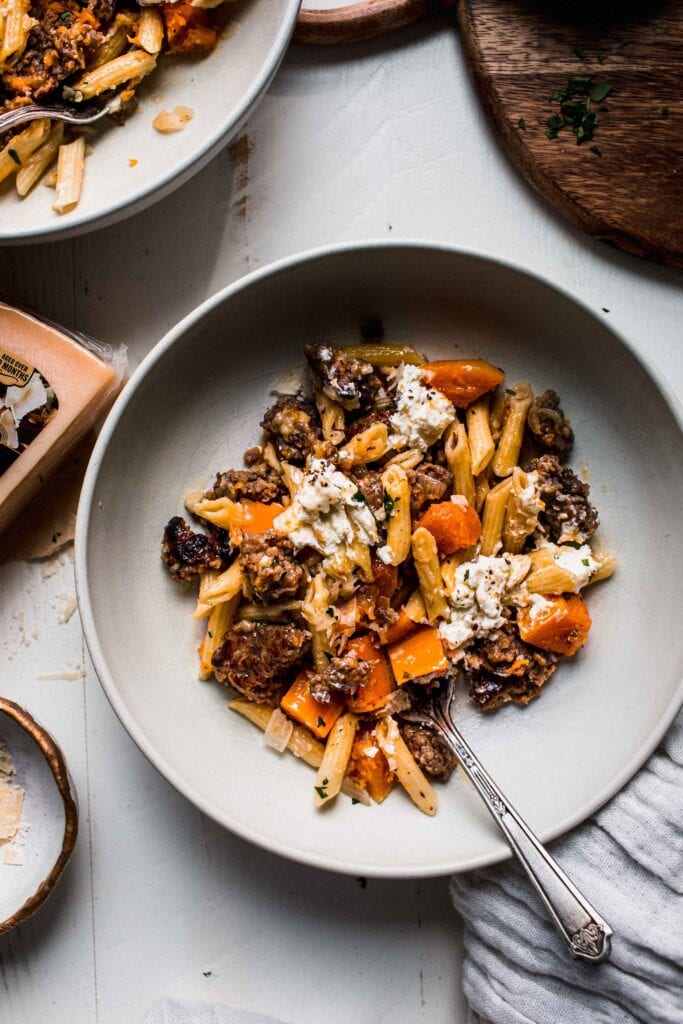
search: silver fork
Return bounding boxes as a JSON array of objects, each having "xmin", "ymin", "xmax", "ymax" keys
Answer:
[
  {"xmin": 0, "ymin": 94, "xmax": 122, "ymax": 136},
  {"xmin": 401, "ymin": 678, "xmax": 613, "ymax": 963}
]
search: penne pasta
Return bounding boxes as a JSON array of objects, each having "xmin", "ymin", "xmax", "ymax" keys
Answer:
[
  {"xmin": 403, "ymin": 587, "xmax": 427, "ymax": 623},
  {"xmin": 474, "ymin": 467, "xmax": 491, "ymax": 514},
  {"xmin": 339, "ymin": 422, "xmax": 388, "ymax": 467},
  {"xmin": 526, "ymin": 564, "xmax": 580, "ymax": 595},
  {"xmin": 237, "ymin": 600, "xmax": 303, "ymax": 622},
  {"xmin": 375, "ymin": 718, "xmax": 436, "ymax": 816},
  {"xmin": 262, "ymin": 441, "xmax": 282, "ymax": 473},
  {"xmin": 198, "ymin": 594, "xmax": 238, "ymax": 679},
  {"xmin": 444, "ymin": 421, "xmax": 476, "ymax": 507},
  {"xmin": 0, "ymin": 0, "xmax": 32, "ymax": 68},
  {"xmin": 15, "ymin": 122, "xmax": 63, "ymax": 196},
  {"xmin": 466, "ymin": 395, "xmax": 495, "ymax": 476},
  {"xmin": 280, "ymin": 462, "xmax": 304, "ymax": 502},
  {"xmin": 193, "ymin": 568, "xmax": 219, "ymax": 620},
  {"xmin": 315, "ymin": 390, "xmax": 345, "ymax": 445},
  {"xmin": 133, "ymin": 7, "xmax": 164, "ymax": 54},
  {"xmin": 492, "ymin": 383, "xmax": 533, "ymax": 477},
  {"xmin": 0, "ymin": 119, "xmax": 50, "ymax": 184},
  {"xmin": 411, "ymin": 526, "xmax": 448, "ymax": 622},
  {"xmin": 489, "ymin": 389, "xmax": 507, "ymax": 445},
  {"xmin": 196, "ymin": 560, "xmax": 244, "ymax": 612},
  {"xmin": 384, "ymin": 448, "xmax": 423, "ymax": 471},
  {"xmin": 52, "ymin": 136, "xmax": 86, "ymax": 215},
  {"xmin": 71, "ymin": 49, "xmax": 156, "ymax": 100},
  {"xmin": 480, "ymin": 477, "xmax": 513, "ymax": 556},
  {"xmin": 88, "ymin": 14, "xmax": 136, "ymax": 69},
  {"xmin": 379, "ymin": 464, "xmax": 411, "ymax": 566},
  {"xmin": 229, "ymin": 701, "xmax": 370, "ymax": 804},
  {"xmin": 503, "ymin": 466, "xmax": 541, "ymax": 553},
  {"xmin": 189, "ymin": 495, "xmax": 243, "ymax": 532},
  {"xmin": 314, "ymin": 712, "xmax": 359, "ymax": 807},
  {"xmin": 587, "ymin": 552, "xmax": 617, "ymax": 585}
]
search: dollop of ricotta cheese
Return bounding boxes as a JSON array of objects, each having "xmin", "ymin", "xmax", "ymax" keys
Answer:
[
  {"xmin": 273, "ymin": 457, "xmax": 378, "ymax": 556},
  {"xmin": 553, "ymin": 543, "xmax": 599, "ymax": 590},
  {"xmin": 389, "ymin": 363, "xmax": 455, "ymax": 452},
  {"xmin": 438, "ymin": 555, "xmax": 513, "ymax": 651}
]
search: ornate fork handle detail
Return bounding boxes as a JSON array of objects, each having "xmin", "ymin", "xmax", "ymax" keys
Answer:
[{"xmin": 405, "ymin": 687, "xmax": 612, "ymax": 964}]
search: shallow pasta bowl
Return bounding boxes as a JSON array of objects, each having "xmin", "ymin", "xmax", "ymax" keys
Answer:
[
  {"xmin": 76, "ymin": 242, "xmax": 683, "ymax": 878},
  {"xmin": 0, "ymin": 0, "xmax": 300, "ymax": 244}
]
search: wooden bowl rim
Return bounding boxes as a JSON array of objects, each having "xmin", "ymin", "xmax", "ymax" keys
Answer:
[
  {"xmin": 295, "ymin": 0, "xmax": 441, "ymax": 45},
  {"xmin": 0, "ymin": 698, "xmax": 79, "ymax": 935}
]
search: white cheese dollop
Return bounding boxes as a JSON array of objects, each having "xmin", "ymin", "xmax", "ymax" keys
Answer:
[
  {"xmin": 273, "ymin": 457, "xmax": 378, "ymax": 556},
  {"xmin": 438, "ymin": 555, "xmax": 512, "ymax": 651},
  {"xmin": 553, "ymin": 543, "xmax": 599, "ymax": 590},
  {"xmin": 389, "ymin": 363, "xmax": 455, "ymax": 452}
]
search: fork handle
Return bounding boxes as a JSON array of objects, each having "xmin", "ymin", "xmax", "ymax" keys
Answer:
[{"xmin": 433, "ymin": 707, "xmax": 612, "ymax": 963}]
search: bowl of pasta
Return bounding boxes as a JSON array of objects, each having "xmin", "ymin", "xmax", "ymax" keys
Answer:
[
  {"xmin": 76, "ymin": 241, "xmax": 683, "ymax": 877},
  {"xmin": 0, "ymin": 0, "xmax": 299, "ymax": 242}
]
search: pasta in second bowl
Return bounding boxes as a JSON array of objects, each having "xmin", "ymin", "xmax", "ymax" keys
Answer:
[{"xmin": 76, "ymin": 242, "xmax": 683, "ymax": 877}]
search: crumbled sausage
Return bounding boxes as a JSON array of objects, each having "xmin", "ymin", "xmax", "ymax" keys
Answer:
[
  {"xmin": 346, "ymin": 408, "xmax": 392, "ymax": 440},
  {"xmin": 531, "ymin": 454, "xmax": 598, "ymax": 544},
  {"xmin": 400, "ymin": 722, "xmax": 456, "ymax": 780},
  {"xmin": 527, "ymin": 390, "xmax": 574, "ymax": 457},
  {"xmin": 407, "ymin": 462, "xmax": 452, "ymax": 516},
  {"xmin": 208, "ymin": 463, "xmax": 286, "ymax": 504},
  {"xmin": 351, "ymin": 467, "xmax": 385, "ymax": 521},
  {"xmin": 161, "ymin": 516, "xmax": 230, "ymax": 582},
  {"xmin": 463, "ymin": 620, "xmax": 559, "ymax": 711},
  {"xmin": 261, "ymin": 395, "xmax": 320, "ymax": 464},
  {"xmin": 305, "ymin": 344, "xmax": 385, "ymax": 411},
  {"xmin": 309, "ymin": 648, "xmax": 371, "ymax": 704},
  {"xmin": 239, "ymin": 531, "xmax": 306, "ymax": 602},
  {"xmin": 212, "ymin": 622, "xmax": 310, "ymax": 702},
  {"xmin": 161, "ymin": 0, "xmax": 218, "ymax": 54}
]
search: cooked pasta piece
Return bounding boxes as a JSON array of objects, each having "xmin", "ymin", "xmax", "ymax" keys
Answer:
[
  {"xmin": 375, "ymin": 718, "xmax": 436, "ymax": 816},
  {"xmin": 89, "ymin": 14, "xmax": 136, "ymax": 69},
  {"xmin": 526, "ymin": 564, "xmax": 581, "ymax": 595},
  {"xmin": 384, "ymin": 448, "xmax": 423, "ymax": 470},
  {"xmin": 379, "ymin": 464, "xmax": 411, "ymax": 566},
  {"xmin": 262, "ymin": 441, "xmax": 282, "ymax": 473},
  {"xmin": 134, "ymin": 7, "xmax": 164, "ymax": 53},
  {"xmin": 229, "ymin": 700, "xmax": 370, "ymax": 804},
  {"xmin": 466, "ymin": 396, "xmax": 495, "ymax": 475},
  {"xmin": 0, "ymin": 119, "xmax": 50, "ymax": 184},
  {"xmin": 15, "ymin": 122, "xmax": 63, "ymax": 196},
  {"xmin": 52, "ymin": 136, "xmax": 86, "ymax": 214},
  {"xmin": 198, "ymin": 594, "xmax": 239, "ymax": 679},
  {"xmin": 196, "ymin": 560, "xmax": 244, "ymax": 613},
  {"xmin": 281, "ymin": 462, "xmax": 304, "ymax": 502},
  {"xmin": 338, "ymin": 344, "xmax": 422, "ymax": 366},
  {"xmin": 0, "ymin": 0, "xmax": 32, "ymax": 68},
  {"xmin": 72, "ymin": 49, "xmax": 156, "ymax": 100},
  {"xmin": 314, "ymin": 712, "xmax": 359, "ymax": 807},
  {"xmin": 339, "ymin": 422, "xmax": 388, "ymax": 466},
  {"xmin": 193, "ymin": 568, "xmax": 219, "ymax": 619},
  {"xmin": 503, "ymin": 466, "xmax": 540, "ymax": 553},
  {"xmin": 315, "ymin": 390, "xmax": 345, "ymax": 445},
  {"xmin": 189, "ymin": 494, "xmax": 243, "ymax": 532},
  {"xmin": 474, "ymin": 468, "xmax": 491, "ymax": 514},
  {"xmin": 587, "ymin": 552, "xmax": 617, "ymax": 585},
  {"xmin": 492, "ymin": 383, "xmax": 533, "ymax": 477},
  {"xmin": 480, "ymin": 477, "xmax": 513, "ymax": 556},
  {"xmin": 412, "ymin": 526, "xmax": 448, "ymax": 623},
  {"xmin": 237, "ymin": 600, "xmax": 303, "ymax": 622},
  {"xmin": 444, "ymin": 421, "xmax": 476, "ymax": 507},
  {"xmin": 404, "ymin": 587, "xmax": 427, "ymax": 623},
  {"xmin": 489, "ymin": 389, "xmax": 507, "ymax": 444}
]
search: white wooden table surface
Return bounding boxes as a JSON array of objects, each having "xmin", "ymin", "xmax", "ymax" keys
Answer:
[{"xmin": 1, "ymin": 12, "xmax": 681, "ymax": 1024}]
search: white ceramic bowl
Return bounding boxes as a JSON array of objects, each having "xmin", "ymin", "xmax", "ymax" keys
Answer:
[
  {"xmin": 0, "ymin": 0, "xmax": 299, "ymax": 244},
  {"xmin": 76, "ymin": 242, "xmax": 683, "ymax": 877}
]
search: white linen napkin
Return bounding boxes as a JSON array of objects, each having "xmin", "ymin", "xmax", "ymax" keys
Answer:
[{"xmin": 452, "ymin": 711, "xmax": 683, "ymax": 1024}]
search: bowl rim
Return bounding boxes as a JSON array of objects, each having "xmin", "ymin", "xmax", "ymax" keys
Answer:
[
  {"xmin": 75, "ymin": 239, "xmax": 683, "ymax": 877},
  {"xmin": 0, "ymin": 698, "xmax": 79, "ymax": 934},
  {"xmin": 0, "ymin": 0, "xmax": 301, "ymax": 246}
]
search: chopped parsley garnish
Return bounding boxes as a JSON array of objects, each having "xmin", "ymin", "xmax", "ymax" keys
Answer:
[
  {"xmin": 351, "ymin": 798, "xmax": 360, "ymax": 805},
  {"xmin": 314, "ymin": 777, "xmax": 329, "ymax": 800},
  {"xmin": 326, "ymin": 607, "xmax": 335, "ymax": 617},
  {"xmin": 518, "ymin": 117, "xmax": 526, "ymax": 130},
  {"xmin": 546, "ymin": 75, "xmax": 613, "ymax": 147},
  {"xmin": 8, "ymin": 149, "xmax": 21, "ymax": 166},
  {"xmin": 59, "ymin": 10, "xmax": 71, "ymax": 20},
  {"xmin": 582, "ymin": 558, "xmax": 590, "ymax": 566},
  {"xmin": 317, "ymin": 716, "xmax": 325, "ymax": 728},
  {"xmin": 351, "ymin": 490, "xmax": 366, "ymax": 503},
  {"xmin": 402, "ymin": 671, "xmax": 411, "ymax": 681},
  {"xmin": 590, "ymin": 145, "xmax": 603, "ymax": 157},
  {"xmin": 384, "ymin": 490, "xmax": 396, "ymax": 517},
  {"xmin": 464, "ymin": 569, "xmax": 470, "ymax": 581},
  {"xmin": 573, "ymin": 46, "xmax": 585, "ymax": 60},
  {"xmin": 662, "ymin": 106, "xmax": 670, "ymax": 117},
  {"xmin": 207, "ymin": 630, "xmax": 213, "ymax": 638}
]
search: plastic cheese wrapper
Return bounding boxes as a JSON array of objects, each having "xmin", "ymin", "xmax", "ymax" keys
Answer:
[{"xmin": 0, "ymin": 301, "xmax": 127, "ymax": 541}]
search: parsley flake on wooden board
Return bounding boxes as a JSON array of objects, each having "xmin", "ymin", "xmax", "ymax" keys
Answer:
[{"xmin": 545, "ymin": 74, "xmax": 613, "ymax": 148}]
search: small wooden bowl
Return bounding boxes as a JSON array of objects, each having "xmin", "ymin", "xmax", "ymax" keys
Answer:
[
  {"xmin": 295, "ymin": 0, "xmax": 452, "ymax": 45},
  {"xmin": 0, "ymin": 699, "xmax": 78, "ymax": 935}
]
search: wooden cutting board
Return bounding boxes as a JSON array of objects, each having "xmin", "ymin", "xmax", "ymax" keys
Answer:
[{"xmin": 458, "ymin": 0, "xmax": 683, "ymax": 267}]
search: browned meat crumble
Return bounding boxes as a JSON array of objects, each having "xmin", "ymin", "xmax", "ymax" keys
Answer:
[
  {"xmin": 239, "ymin": 531, "xmax": 305, "ymax": 603},
  {"xmin": 400, "ymin": 722, "xmax": 456, "ymax": 780},
  {"xmin": 161, "ymin": 516, "xmax": 229, "ymax": 582},
  {"xmin": 407, "ymin": 462, "xmax": 452, "ymax": 517},
  {"xmin": 212, "ymin": 622, "xmax": 311, "ymax": 702},
  {"xmin": 350, "ymin": 467, "xmax": 385, "ymax": 522},
  {"xmin": 463, "ymin": 620, "xmax": 559, "ymax": 711},
  {"xmin": 261, "ymin": 394, "xmax": 320, "ymax": 464},
  {"xmin": 531, "ymin": 453, "xmax": 598, "ymax": 544},
  {"xmin": 305, "ymin": 344, "xmax": 385, "ymax": 411},
  {"xmin": 527, "ymin": 390, "xmax": 574, "ymax": 457},
  {"xmin": 207, "ymin": 463, "xmax": 287, "ymax": 504},
  {"xmin": 309, "ymin": 648, "xmax": 372, "ymax": 704}
]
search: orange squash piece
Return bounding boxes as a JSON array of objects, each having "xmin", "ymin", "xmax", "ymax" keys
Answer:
[
  {"xmin": 517, "ymin": 594, "xmax": 592, "ymax": 656},
  {"xmin": 346, "ymin": 635, "xmax": 394, "ymax": 714},
  {"xmin": 421, "ymin": 359, "xmax": 505, "ymax": 407},
  {"xmin": 241, "ymin": 500, "xmax": 284, "ymax": 534},
  {"xmin": 418, "ymin": 500, "xmax": 482, "ymax": 555},
  {"xmin": 388, "ymin": 626, "xmax": 449, "ymax": 684},
  {"xmin": 348, "ymin": 728, "xmax": 395, "ymax": 803},
  {"xmin": 383, "ymin": 609, "xmax": 419, "ymax": 645},
  {"xmin": 280, "ymin": 671, "xmax": 343, "ymax": 739}
]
